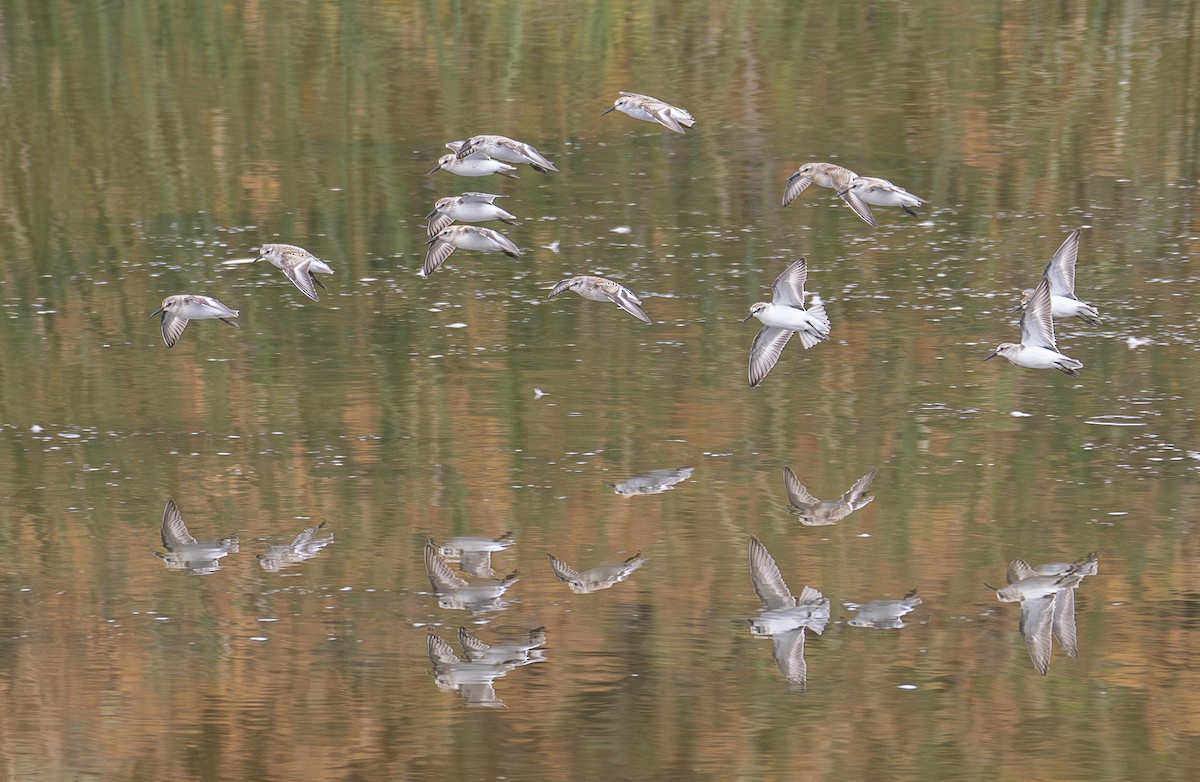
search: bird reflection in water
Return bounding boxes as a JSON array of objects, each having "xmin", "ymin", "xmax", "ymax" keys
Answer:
[
  {"xmin": 846, "ymin": 589, "xmax": 922, "ymax": 629},
  {"xmin": 425, "ymin": 539, "xmax": 519, "ymax": 612},
  {"xmin": 986, "ymin": 553, "xmax": 1100, "ymax": 675},
  {"xmin": 258, "ymin": 522, "xmax": 333, "ymax": 572},
  {"xmin": 783, "ymin": 467, "xmax": 877, "ymax": 526},
  {"xmin": 747, "ymin": 535, "xmax": 830, "ymax": 690},
  {"xmin": 546, "ymin": 552, "xmax": 647, "ymax": 594},
  {"xmin": 426, "ymin": 626, "xmax": 545, "ymax": 709},
  {"xmin": 432, "ymin": 531, "xmax": 515, "ymax": 578},
  {"xmin": 608, "ymin": 467, "xmax": 693, "ymax": 496},
  {"xmin": 154, "ymin": 500, "xmax": 239, "ymax": 576}
]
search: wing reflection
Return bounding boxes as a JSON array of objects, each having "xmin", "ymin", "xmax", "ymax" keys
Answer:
[
  {"xmin": 258, "ymin": 521, "xmax": 333, "ymax": 571},
  {"xmin": 425, "ymin": 539, "xmax": 519, "ymax": 612},
  {"xmin": 154, "ymin": 500, "xmax": 238, "ymax": 576},
  {"xmin": 987, "ymin": 553, "xmax": 1100, "ymax": 675},
  {"xmin": 432, "ymin": 531, "xmax": 515, "ymax": 578},
  {"xmin": 846, "ymin": 589, "xmax": 922, "ymax": 629},
  {"xmin": 427, "ymin": 626, "xmax": 544, "ymax": 709},
  {"xmin": 747, "ymin": 535, "xmax": 830, "ymax": 690},
  {"xmin": 782, "ymin": 467, "xmax": 877, "ymax": 526},
  {"xmin": 608, "ymin": 467, "xmax": 693, "ymax": 496},
  {"xmin": 546, "ymin": 552, "xmax": 647, "ymax": 594}
]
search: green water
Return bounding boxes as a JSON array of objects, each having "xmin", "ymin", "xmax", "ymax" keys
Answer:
[{"xmin": 1, "ymin": 2, "xmax": 1199, "ymax": 780}]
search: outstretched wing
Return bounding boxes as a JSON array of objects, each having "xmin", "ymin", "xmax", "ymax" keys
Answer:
[
  {"xmin": 1019, "ymin": 276, "xmax": 1058, "ymax": 350},
  {"xmin": 1042, "ymin": 229, "xmax": 1081, "ymax": 298},
  {"xmin": 771, "ymin": 258, "xmax": 809, "ymax": 307},
  {"xmin": 748, "ymin": 327, "xmax": 793, "ymax": 388},
  {"xmin": 748, "ymin": 535, "xmax": 796, "ymax": 609}
]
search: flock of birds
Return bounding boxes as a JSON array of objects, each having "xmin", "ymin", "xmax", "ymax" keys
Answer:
[{"xmin": 151, "ymin": 91, "xmax": 1105, "ymax": 699}]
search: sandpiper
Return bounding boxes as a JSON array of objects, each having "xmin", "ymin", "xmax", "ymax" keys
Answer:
[
  {"xmin": 548, "ymin": 276, "xmax": 651, "ymax": 324},
  {"xmin": 150, "ymin": 295, "xmax": 239, "ymax": 348},
  {"xmin": 783, "ymin": 467, "xmax": 877, "ymax": 526},
  {"xmin": 840, "ymin": 176, "xmax": 926, "ymax": 222},
  {"xmin": 256, "ymin": 243, "xmax": 334, "ymax": 302},
  {"xmin": 453, "ymin": 135, "xmax": 558, "ymax": 172},
  {"xmin": 608, "ymin": 467, "xmax": 693, "ymax": 496},
  {"xmin": 601, "ymin": 92, "xmax": 695, "ymax": 134},
  {"xmin": 747, "ymin": 535, "xmax": 830, "ymax": 689},
  {"xmin": 155, "ymin": 500, "xmax": 239, "ymax": 575},
  {"xmin": 846, "ymin": 589, "xmax": 922, "ymax": 629},
  {"xmin": 457, "ymin": 626, "xmax": 547, "ymax": 665},
  {"xmin": 985, "ymin": 275, "xmax": 1082, "ymax": 374},
  {"xmin": 425, "ymin": 539, "xmax": 519, "ymax": 612},
  {"xmin": 546, "ymin": 552, "xmax": 646, "ymax": 594},
  {"xmin": 427, "ymin": 148, "xmax": 519, "ymax": 179},
  {"xmin": 258, "ymin": 521, "xmax": 333, "ymax": 572},
  {"xmin": 781, "ymin": 162, "xmax": 868, "ymax": 225},
  {"xmin": 434, "ymin": 532, "xmax": 516, "ymax": 579},
  {"xmin": 1016, "ymin": 230, "xmax": 1100, "ymax": 325},
  {"xmin": 986, "ymin": 553, "xmax": 1099, "ymax": 675},
  {"xmin": 426, "ymin": 192, "xmax": 517, "ymax": 237},
  {"xmin": 423, "ymin": 224, "xmax": 521, "ymax": 276},
  {"xmin": 743, "ymin": 258, "xmax": 831, "ymax": 388}
]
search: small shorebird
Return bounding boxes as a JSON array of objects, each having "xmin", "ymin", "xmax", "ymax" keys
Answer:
[
  {"xmin": 747, "ymin": 535, "xmax": 830, "ymax": 689},
  {"xmin": 1016, "ymin": 229, "xmax": 1100, "ymax": 325},
  {"xmin": 846, "ymin": 589, "xmax": 922, "ymax": 629},
  {"xmin": 743, "ymin": 258, "xmax": 831, "ymax": 388},
  {"xmin": 258, "ymin": 522, "xmax": 333, "ymax": 572},
  {"xmin": 155, "ymin": 500, "xmax": 239, "ymax": 575},
  {"xmin": 783, "ymin": 467, "xmax": 877, "ymax": 526},
  {"xmin": 423, "ymin": 224, "xmax": 521, "ymax": 276},
  {"xmin": 453, "ymin": 135, "xmax": 558, "ymax": 172},
  {"xmin": 781, "ymin": 162, "xmax": 869, "ymax": 223},
  {"xmin": 151, "ymin": 295, "xmax": 239, "ymax": 348},
  {"xmin": 840, "ymin": 176, "xmax": 926, "ymax": 222},
  {"xmin": 457, "ymin": 626, "xmax": 547, "ymax": 665},
  {"xmin": 426, "ymin": 192, "xmax": 516, "ymax": 237},
  {"xmin": 426, "ymin": 632, "xmax": 522, "ymax": 709},
  {"xmin": 433, "ymin": 532, "xmax": 516, "ymax": 579},
  {"xmin": 427, "ymin": 147, "xmax": 519, "ymax": 179},
  {"xmin": 601, "ymin": 92, "xmax": 695, "ymax": 134},
  {"xmin": 986, "ymin": 553, "xmax": 1099, "ymax": 675},
  {"xmin": 608, "ymin": 467, "xmax": 693, "ymax": 496},
  {"xmin": 424, "ymin": 540, "xmax": 519, "ymax": 612},
  {"xmin": 256, "ymin": 243, "xmax": 335, "ymax": 302},
  {"xmin": 548, "ymin": 276, "xmax": 651, "ymax": 324},
  {"xmin": 985, "ymin": 275, "xmax": 1083, "ymax": 374},
  {"xmin": 546, "ymin": 552, "xmax": 646, "ymax": 594}
]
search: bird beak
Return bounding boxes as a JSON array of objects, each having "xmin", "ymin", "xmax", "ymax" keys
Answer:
[
  {"xmin": 150, "ymin": 308, "xmax": 164, "ymax": 318},
  {"xmin": 1009, "ymin": 303, "xmax": 1024, "ymax": 313},
  {"xmin": 982, "ymin": 351, "xmax": 998, "ymax": 361},
  {"xmin": 835, "ymin": 189, "xmax": 849, "ymax": 197},
  {"xmin": 600, "ymin": 105, "xmax": 617, "ymax": 116},
  {"xmin": 741, "ymin": 312, "xmax": 754, "ymax": 323},
  {"xmin": 425, "ymin": 208, "xmax": 438, "ymax": 221},
  {"xmin": 425, "ymin": 163, "xmax": 442, "ymax": 176},
  {"xmin": 982, "ymin": 582, "xmax": 1000, "ymax": 593}
]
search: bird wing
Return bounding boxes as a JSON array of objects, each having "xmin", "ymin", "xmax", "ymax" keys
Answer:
[
  {"xmin": 1051, "ymin": 587, "xmax": 1079, "ymax": 659},
  {"xmin": 280, "ymin": 260, "xmax": 320, "ymax": 301},
  {"xmin": 427, "ymin": 632, "xmax": 462, "ymax": 664},
  {"xmin": 426, "ymin": 211, "xmax": 455, "ymax": 237},
  {"xmin": 771, "ymin": 627, "xmax": 808, "ymax": 689},
  {"xmin": 461, "ymin": 192, "xmax": 504, "ymax": 204},
  {"xmin": 840, "ymin": 188, "xmax": 878, "ymax": 227},
  {"xmin": 546, "ymin": 554, "xmax": 581, "ymax": 584},
  {"xmin": 1019, "ymin": 276, "xmax": 1058, "ymax": 350},
  {"xmin": 460, "ymin": 550, "xmax": 496, "ymax": 579},
  {"xmin": 842, "ymin": 469, "xmax": 878, "ymax": 505},
  {"xmin": 425, "ymin": 540, "xmax": 469, "ymax": 589},
  {"xmin": 161, "ymin": 500, "xmax": 197, "ymax": 546},
  {"xmin": 648, "ymin": 103, "xmax": 686, "ymax": 133},
  {"xmin": 782, "ymin": 173, "xmax": 813, "ymax": 207},
  {"xmin": 423, "ymin": 238, "xmax": 458, "ymax": 276},
  {"xmin": 748, "ymin": 535, "xmax": 796, "ymax": 609},
  {"xmin": 159, "ymin": 312, "xmax": 190, "ymax": 348},
  {"xmin": 457, "ymin": 626, "xmax": 492, "ymax": 661},
  {"xmin": 607, "ymin": 285, "xmax": 652, "ymax": 323},
  {"xmin": 1007, "ymin": 559, "xmax": 1039, "ymax": 584},
  {"xmin": 783, "ymin": 466, "xmax": 821, "ymax": 508},
  {"xmin": 1020, "ymin": 594, "xmax": 1057, "ymax": 675},
  {"xmin": 748, "ymin": 326, "xmax": 793, "ymax": 388},
  {"xmin": 771, "ymin": 258, "xmax": 809, "ymax": 307},
  {"xmin": 1042, "ymin": 229, "xmax": 1081, "ymax": 297}
]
